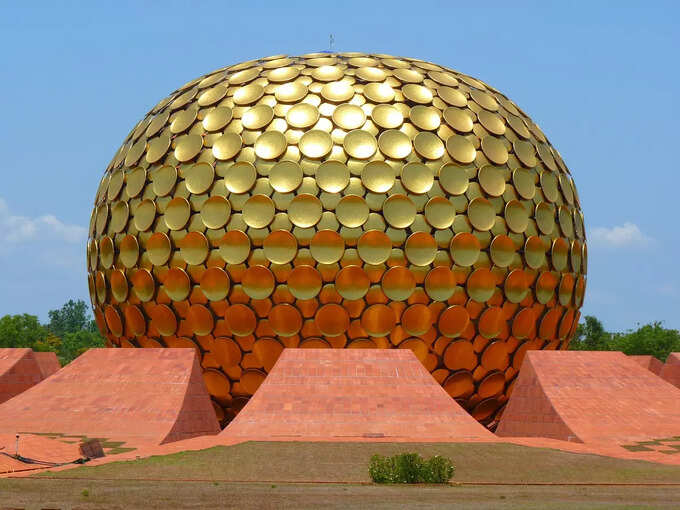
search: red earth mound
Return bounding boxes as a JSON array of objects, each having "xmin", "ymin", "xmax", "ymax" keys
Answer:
[
  {"xmin": 0, "ymin": 348, "xmax": 220, "ymax": 446},
  {"xmin": 221, "ymin": 349, "xmax": 495, "ymax": 442},
  {"xmin": 496, "ymin": 351, "xmax": 680, "ymax": 442}
]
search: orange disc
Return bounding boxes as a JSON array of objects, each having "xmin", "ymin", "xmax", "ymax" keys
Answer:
[
  {"xmin": 240, "ymin": 369, "xmax": 266, "ymax": 395},
  {"xmin": 481, "ymin": 341, "xmax": 510, "ymax": 371},
  {"xmin": 357, "ymin": 230, "xmax": 392, "ymax": 265},
  {"xmin": 400, "ymin": 304, "xmax": 432, "ymax": 336},
  {"xmin": 109, "ymin": 269, "xmax": 128, "ymax": 302},
  {"xmin": 336, "ymin": 265, "xmax": 370, "ymax": 300},
  {"xmin": 131, "ymin": 268, "xmax": 155, "ymax": 302},
  {"xmin": 511, "ymin": 308, "xmax": 536, "ymax": 339},
  {"xmin": 179, "ymin": 231, "xmax": 209, "ymax": 265},
  {"xmin": 382, "ymin": 266, "xmax": 416, "ymax": 301},
  {"xmin": 315, "ymin": 303, "xmax": 350, "ymax": 337},
  {"xmin": 467, "ymin": 268, "xmax": 496, "ymax": 302},
  {"xmin": 558, "ymin": 308, "xmax": 576, "ymax": 339},
  {"xmin": 287, "ymin": 265, "xmax": 322, "ymax": 300},
  {"xmin": 539, "ymin": 307, "xmax": 563, "ymax": 340},
  {"xmin": 438, "ymin": 305, "xmax": 470, "ymax": 338},
  {"xmin": 269, "ymin": 304, "xmax": 303, "ymax": 336},
  {"xmin": 471, "ymin": 398, "xmax": 500, "ymax": 421},
  {"xmin": 299, "ymin": 337, "xmax": 331, "ymax": 348},
  {"xmin": 225, "ymin": 304, "xmax": 256, "ymax": 336},
  {"xmin": 536, "ymin": 271, "xmax": 558, "ymax": 304},
  {"xmin": 124, "ymin": 304, "xmax": 146, "ymax": 336},
  {"xmin": 398, "ymin": 337, "xmax": 429, "ymax": 362},
  {"xmin": 212, "ymin": 337, "xmax": 242, "ymax": 368},
  {"xmin": 253, "ymin": 337, "xmax": 284, "ymax": 371},
  {"xmin": 242, "ymin": 265, "xmax": 275, "ymax": 299},
  {"xmin": 478, "ymin": 306, "xmax": 504, "ymax": 339},
  {"xmin": 424, "ymin": 266, "xmax": 456, "ymax": 302},
  {"xmin": 504, "ymin": 269, "xmax": 529, "ymax": 304},
  {"xmin": 310, "ymin": 229, "xmax": 345, "ymax": 264},
  {"xmin": 450, "ymin": 232, "xmax": 480, "ymax": 267},
  {"xmin": 104, "ymin": 305, "xmax": 123, "ymax": 337},
  {"xmin": 443, "ymin": 370, "xmax": 475, "ymax": 398},
  {"xmin": 203, "ymin": 369, "xmax": 231, "ymax": 400},
  {"xmin": 164, "ymin": 267, "xmax": 191, "ymax": 301},
  {"xmin": 150, "ymin": 304, "xmax": 178, "ymax": 336},
  {"xmin": 263, "ymin": 230, "xmax": 298, "ymax": 264},
  {"xmin": 200, "ymin": 267, "xmax": 231, "ymax": 301},
  {"xmin": 188, "ymin": 304, "xmax": 214, "ymax": 336},
  {"xmin": 443, "ymin": 340, "xmax": 477, "ymax": 371},
  {"xmin": 478, "ymin": 371, "xmax": 505, "ymax": 398},
  {"xmin": 348, "ymin": 338, "xmax": 377, "ymax": 349},
  {"xmin": 361, "ymin": 304, "xmax": 396, "ymax": 337}
]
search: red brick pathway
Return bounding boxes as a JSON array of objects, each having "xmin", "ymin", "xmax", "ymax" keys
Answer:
[
  {"xmin": 496, "ymin": 351, "xmax": 680, "ymax": 443},
  {"xmin": 0, "ymin": 348, "xmax": 220, "ymax": 448},
  {"xmin": 221, "ymin": 349, "xmax": 495, "ymax": 442}
]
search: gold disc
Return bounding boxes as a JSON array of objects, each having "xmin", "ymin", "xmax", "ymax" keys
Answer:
[
  {"xmin": 450, "ymin": 232, "xmax": 480, "ymax": 267},
  {"xmin": 343, "ymin": 129, "xmax": 378, "ymax": 159},
  {"xmin": 336, "ymin": 195, "xmax": 369, "ymax": 227},
  {"xmin": 269, "ymin": 161, "xmax": 302, "ymax": 192},
  {"xmin": 263, "ymin": 230, "xmax": 298, "ymax": 264},
  {"xmin": 383, "ymin": 194, "xmax": 416, "ymax": 228},
  {"xmin": 382, "ymin": 266, "xmax": 416, "ymax": 301},
  {"xmin": 357, "ymin": 230, "xmax": 391, "ymax": 264},
  {"xmin": 311, "ymin": 230, "xmax": 345, "ymax": 264},
  {"xmin": 333, "ymin": 103, "xmax": 366, "ymax": 130}
]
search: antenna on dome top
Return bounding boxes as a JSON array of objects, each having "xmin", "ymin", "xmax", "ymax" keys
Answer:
[{"xmin": 321, "ymin": 34, "xmax": 335, "ymax": 54}]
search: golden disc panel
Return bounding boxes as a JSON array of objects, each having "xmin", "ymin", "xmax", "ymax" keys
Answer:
[{"xmin": 89, "ymin": 52, "xmax": 586, "ymax": 429}]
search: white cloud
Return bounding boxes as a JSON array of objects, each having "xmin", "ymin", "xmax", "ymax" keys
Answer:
[
  {"xmin": 589, "ymin": 222, "xmax": 651, "ymax": 247},
  {"xmin": 0, "ymin": 197, "xmax": 87, "ymax": 245}
]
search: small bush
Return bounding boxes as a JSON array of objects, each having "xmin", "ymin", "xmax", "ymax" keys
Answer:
[
  {"xmin": 422, "ymin": 455, "xmax": 455, "ymax": 483},
  {"xmin": 369, "ymin": 453, "xmax": 455, "ymax": 484}
]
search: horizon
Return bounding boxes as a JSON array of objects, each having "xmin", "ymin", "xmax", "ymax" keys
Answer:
[{"xmin": 1, "ymin": 1, "xmax": 679, "ymax": 332}]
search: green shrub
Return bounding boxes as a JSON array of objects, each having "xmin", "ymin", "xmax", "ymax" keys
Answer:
[
  {"xmin": 422, "ymin": 455, "xmax": 455, "ymax": 483},
  {"xmin": 369, "ymin": 453, "xmax": 455, "ymax": 484}
]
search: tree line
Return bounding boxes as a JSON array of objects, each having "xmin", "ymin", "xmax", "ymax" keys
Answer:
[
  {"xmin": 570, "ymin": 316, "xmax": 679, "ymax": 362},
  {"xmin": 0, "ymin": 301, "xmax": 678, "ymax": 365},
  {"xmin": 0, "ymin": 299, "xmax": 104, "ymax": 365}
]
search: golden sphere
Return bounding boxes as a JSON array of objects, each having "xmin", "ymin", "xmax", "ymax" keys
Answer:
[{"xmin": 87, "ymin": 52, "xmax": 587, "ymax": 427}]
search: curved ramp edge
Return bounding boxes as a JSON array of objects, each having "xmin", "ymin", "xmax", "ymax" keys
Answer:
[
  {"xmin": 497, "ymin": 351, "xmax": 680, "ymax": 443},
  {"xmin": 0, "ymin": 348, "xmax": 220, "ymax": 446},
  {"xmin": 660, "ymin": 352, "xmax": 680, "ymax": 389},
  {"xmin": 221, "ymin": 349, "xmax": 495, "ymax": 442},
  {"xmin": 0, "ymin": 349, "xmax": 44, "ymax": 405}
]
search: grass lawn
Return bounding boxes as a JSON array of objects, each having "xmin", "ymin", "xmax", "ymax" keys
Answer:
[{"xmin": 1, "ymin": 442, "xmax": 678, "ymax": 509}]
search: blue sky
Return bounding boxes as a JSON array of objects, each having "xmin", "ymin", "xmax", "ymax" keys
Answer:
[{"xmin": 0, "ymin": 1, "xmax": 678, "ymax": 331}]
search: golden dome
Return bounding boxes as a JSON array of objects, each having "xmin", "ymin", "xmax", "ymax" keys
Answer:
[{"xmin": 87, "ymin": 52, "xmax": 586, "ymax": 428}]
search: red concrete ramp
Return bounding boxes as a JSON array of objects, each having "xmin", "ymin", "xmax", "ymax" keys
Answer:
[
  {"xmin": 222, "ymin": 349, "xmax": 494, "ymax": 442},
  {"xmin": 0, "ymin": 349, "xmax": 45, "ymax": 404},
  {"xmin": 496, "ymin": 351, "xmax": 680, "ymax": 443},
  {"xmin": 629, "ymin": 355, "xmax": 663, "ymax": 376},
  {"xmin": 33, "ymin": 352, "xmax": 60, "ymax": 378},
  {"xmin": 0, "ymin": 349, "xmax": 220, "ymax": 446},
  {"xmin": 660, "ymin": 352, "xmax": 680, "ymax": 389}
]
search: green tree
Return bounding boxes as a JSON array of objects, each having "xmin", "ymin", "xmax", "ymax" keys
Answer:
[
  {"xmin": 45, "ymin": 299, "xmax": 104, "ymax": 364},
  {"xmin": 47, "ymin": 299, "xmax": 98, "ymax": 337},
  {"xmin": 58, "ymin": 330, "xmax": 105, "ymax": 364},
  {"xmin": 609, "ymin": 322, "xmax": 680, "ymax": 362},
  {"xmin": 570, "ymin": 315, "xmax": 610, "ymax": 350},
  {"xmin": 0, "ymin": 314, "xmax": 47, "ymax": 349}
]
